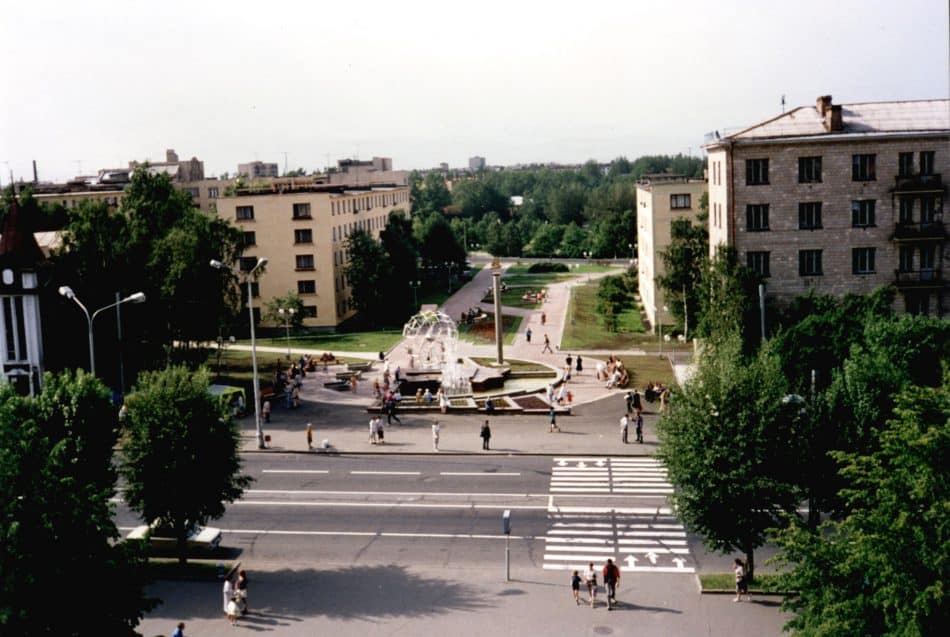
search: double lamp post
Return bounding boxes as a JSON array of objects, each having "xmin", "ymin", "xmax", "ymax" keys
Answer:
[{"xmin": 58, "ymin": 286, "xmax": 146, "ymax": 380}]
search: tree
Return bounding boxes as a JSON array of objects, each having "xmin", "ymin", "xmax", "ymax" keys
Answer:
[
  {"xmin": 657, "ymin": 209, "xmax": 708, "ymax": 339},
  {"xmin": 263, "ymin": 291, "xmax": 305, "ymax": 328},
  {"xmin": 656, "ymin": 339, "xmax": 801, "ymax": 578},
  {"xmin": 343, "ymin": 230, "xmax": 390, "ymax": 320},
  {"xmin": 0, "ymin": 370, "xmax": 154, "ymax": 634},
  {"xmin": 696, "ymin": 247, "xmax": 762, "ymax": 352},
  {"xmin": 526, "ymin": 223, "xmax": 565, "ymax": 257},
  {"xmin": 378, "ymin": 210, "xmax": 419, "ymax": 322},
  {"xmin": 451, "ymin": 179, "xmax": 508, "ymax": 219},
  {"xmin": 773, "ymin": 377, "xmax": 949, "ymax": 636},
  {"xmin": 595, "ymin": 276, "xmax": 628, "ymax": 332},
  {"xmin": 120, "ymin": 366, "xmax": 252, "ymax": 565}
]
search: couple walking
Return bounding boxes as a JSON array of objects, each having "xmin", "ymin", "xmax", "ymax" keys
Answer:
[{"xmin": 572, "ymin": 559, "xmax": 621, "ymax": 609}]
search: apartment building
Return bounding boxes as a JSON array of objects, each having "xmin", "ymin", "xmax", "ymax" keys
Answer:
[
  {"xmin": 706, "ymin": 95, "xmax": 949, "ymax": 315},
  {"xmin": 216, "ymin": 183, "xmax": 411, "ymax": 328},
  {"xmin": 238, "ymin": 161, "xmax": 279, "ymax": 179},
  {"xmin": 636, "ymin": 175, "xmax": 708, "ymax": 330}
]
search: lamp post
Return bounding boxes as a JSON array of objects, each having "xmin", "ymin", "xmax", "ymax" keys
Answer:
[
  {"xmin": 211, "ymin": 257, "xmax": 268, "ymax": 449},
  {"xmin": 277, "ymin": 307, "xmax": 296, "ymax": 360},
  {"xmin": 58, "ymin": 286, "xmax": 146, "ymax": 376},
  {"xmin": 659, "ymin": 304, "xmax": 668, "ymax": 358},
  {"xmin": 628, "ymin": 242, "xmax": 635, "ymax": 261},
  {"xmin": 409, "ymin": 280, "xmax": 421, "ymax": 311}
]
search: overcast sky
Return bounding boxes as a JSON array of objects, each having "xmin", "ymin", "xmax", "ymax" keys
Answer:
[{"xmin": 2, "ymin": 0, "xmax": 947, "ymax": 183}]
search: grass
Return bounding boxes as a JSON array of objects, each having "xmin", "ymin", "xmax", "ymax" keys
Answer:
[
  {"xmin": 698, "ymin": 572, "xmax": 786, "ymax": 594},
  {"xmin": 468, "ymin": 357, "xmax": 551, "ymax": 372},
  {"xmin": 480, "ymin": 287, "xmax": 546, "ymax": 309},
  {"xmin": 458, "ymin": 314, "xmax": 523, "ymax": 345},
  {"xmin": 560, "ymin": 280, "xmax": 646, "ymax": 350},
  {"xmin": 207, "ymin": 348, "xmax": 356, "ymax": 391},
  {"xmin": 616, "ymin": 355, "xmax": 678, "ymax": 390},
  {"xmin": 148, "ymin": 558, "xmax": 236, "ymax": 581},
  {"xmin": 236, "ymin": 330, "xmax": 403, "ymax": 353}
]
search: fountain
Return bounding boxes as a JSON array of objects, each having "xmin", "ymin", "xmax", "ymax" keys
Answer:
[{"xmin": 401, "ymin": 309, "xmax": 471, "ymax": 396}]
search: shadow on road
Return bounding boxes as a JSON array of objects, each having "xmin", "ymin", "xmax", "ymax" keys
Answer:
[{"xmin": 144, "ymin": 564, "xmax": 494, "ymax": 627}]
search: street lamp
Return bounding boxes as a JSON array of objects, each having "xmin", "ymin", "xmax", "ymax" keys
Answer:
[
  {"xmin": 277, "ymin": 307, "xmax": 296, "ymax": 360},
  {"xmin": 211, "ymin": 257, "xmax": 268, "ymax": 449},
  {"xmin": 58, "ymin": 286, "xmax": 146, "ymax": 376},
  {"xmin": 659, "ymin": 304, "xmax": 668, "ymax": 358},
  {"xmin": 409, "ymin": 280, "xmax": 421, "ymax": 311}
]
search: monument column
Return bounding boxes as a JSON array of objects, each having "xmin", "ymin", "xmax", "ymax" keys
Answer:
[{"xmin": 492, "ymin": 258, "xmax": 503, "ymax": 365}]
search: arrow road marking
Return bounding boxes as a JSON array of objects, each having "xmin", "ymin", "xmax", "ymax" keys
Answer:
[
  {"xmin": 624, "ymin": 555, "xmax": 638, "ymax": 568},
  {"xmin": 646, "ymin": 551, "xmax": 658, "ymax": 564},
  {"xmin": 672, "ymin": 557, "xmax": 687, "ymax": 569}
]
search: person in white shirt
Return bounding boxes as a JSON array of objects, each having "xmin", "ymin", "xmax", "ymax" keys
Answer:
[{"xmin": 620, "ymin": 414, "xmax": 629, "ymax": 444}]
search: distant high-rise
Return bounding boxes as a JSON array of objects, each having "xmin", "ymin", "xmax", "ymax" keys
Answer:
[
  {"xmin": 468, "ymin": 156, "xmax": 486, "ymax": 172},
  {"xmin": 238, "ymin": 161, "xmax": 279, "ymax": 179}
]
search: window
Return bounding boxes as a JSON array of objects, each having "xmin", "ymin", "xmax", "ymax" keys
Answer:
[
  {"xmin": 295, "ymin": 254, "xmax": 315, "ymax": 270},
  {"xmin": 899, "ymin": 246, "xmax": 914, "ymax": 272},
  {"xmin": 798, "ymin": 156, "xmax": 822, "ymax": 183},
  {"xmin": 851, "ymin": 200, "xmax": 876, "ymax": 227},
  {"xmin": 905, "ymin": 293, "xmax": 930, "ymax": 316},
  {"xmin": 852, "ymin": 154, "xmax": 876, "ymax": 181},
  {"xmin": 249, "ymin": 281, "xmax": 260, "ymax": 298},
  {"xmin": 236, "ymin": 205, "xmax": 254, "ymax": 220},
  {"xmin": 187, "ymin": 187, "xmax": 200, "ymax": 199},
  {"xmin": 208, "ymin": 187, "xmax": 219, "ymax": 199},
  {"xmin": 303, "ymin": 305, "xmax": 317, "ymax": 318},
  {"xmin": 921, "ymin": 197, "xmax": 937, "ymax": 224},
  {"xmin": 899, "ymin": 198, "xmax": 914, "ymax": 223},
  {"xmin": 898, "ymin": 152, "xmax": 914, "ymax": 177},
  {"xmin": 852, "ymin": 247, "xmax": 876, "ymax": 274},
  {"xmin": 920, "ymin": 245, "xmax": 936, "ymax": 271},
  {"xmin": 920, "ymin": 151, "xmax": 935, "ymax": 176},
  {"xmin": 745, "ymin": 158, "xmax": 769, "ymax": 185},
  {"xmin": 746, "ymin": 204, "xmax": 770, "ymax": 231},
  {"xmin": 670, "ymin": 194, "xmax": 691, "ymax": 209},
  {"xmin": 799, "ymin": 249, "xmax": 823, "ymax": 276},
  {"xmin": 242, "ymin": 231, "xmax": 256, "ymax": 246},
  {"xmin": 746, "ymin": 251, "xmax": 770, "ymax": 277},
  {"xmin": 3, "ymin": 297, "xmax": 27, "ymax": 361},
  {"xmin": 798, "ymin": 202, "xmax": 822, "ymax": 230},
  {"xmin": 297, "ymin": 280, "xmax": 316, "ymax": 294},
  {"xmin": 293, "ymin": 202, "xmax": 312, "ymax": 219},
  {"xmin": 294, "ymin": 229, "xmax": 313, "ymax": 244},
  {"xmin": 239, "ymin": 256, "xmax": 258, "ymax": 272}
]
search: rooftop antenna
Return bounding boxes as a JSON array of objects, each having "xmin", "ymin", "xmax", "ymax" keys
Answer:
[
  {"xmin": 781, "ymin": 95, "xmax": 786, "ymax": 113},
  {"xmin": 75, "ymin": 159, "xmax": 83, "ymax": 176},
  {"xmin": 280, "ymin": 151, "xmax": 288, "ymax": 175}
]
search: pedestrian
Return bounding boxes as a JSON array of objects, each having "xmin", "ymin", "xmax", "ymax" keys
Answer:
[
  {"xmin": 603, "ymin": 558, "xmax": 620, "ymax": 610},
  {"xmin": 733, "ymin": 558, "xmax": 750, "ymax": 602},
  {"xmin": 350, "ymin": 373, "xmax": 358, "ymax": 392},
  {"xmin": 432, "ymin": 421, "xmax": 441, "ymax": 451},
  {"xmin": 378, "ymin": 350, "xmax": 385, "ymax": 362},
  {"xmin": 439, "ymin": 389, "xmax": 449, "ymax": 414},
  {"xmin": 387, "ymin": 398, "xmax": 401, "ymax": 425},
  {"xmin": 635, "ymin": 411, "xmax": 644, "ymax": 443},
  {"xmin": 542, "ymin": 334, "xmax": 553, "ymax": 354},
  {"xmin": 575, "ymin": 355, "xmax": 583, "ymax": 374},
  {"xmin": 305, "ymin": 422, "xmax": 313, "ymax": 450},
  {"xmin": 525, "ymin": 327, "xmax": 532, "ymax": 343},
  {"xmin": 223, "ymin": 575, "xmax": 233, "ymax": 613},
  {"xmin": 556, "ymin": 383, "xmax": 567, "ymax": 405},
  {"xmin": 262, "ymin": 400, "xmax": 271, "ymax": 423},
  {"xmin": 620, "ymin": 414, "xmax": 629, "ymax": 444},
  {"xmin": 571, "ymin": 570, "xmax": 582, "ymax": 605},
  {"xmin": 369, "ymin": 417, "xmax": 378, "ymax": 444},
  {"xmin": 566, "ymin": 354, "xmax": 573, "ymax": 370},
  {"xmin": 172, "ymin": 622, "xmax": 186, "ymax": 637},
  {"xmin": 632, "ymin": 388, "xmax": 642, "ymax": 412},
  {"xmin": 549, "ymin": 407, "xmax": 561, "ymax": 433},
  {"xmin": 227, "ymin": 595, "xmax": 239, "ymax": 624},
  {"xmin": 377, "ymin": 417, "xmax": 385, "ymax": 444},
  {"xmin": 585, "ymin": 562, "xmax": 598, "ymax": 608},
  {"xmin": 624, "ymin": 390, "xmax": 633, "ymax": 413},
  {"xmin": 292, "ymin": 385, "xmax": 300, "ymax": 408},
  {"xmin": 236, "ymin": 569, "xmax": 249, "ymax": 614},
  {"xmin": 480, "ymin": 420, "xmax": 491, "ymax": 450},
  {"xmin": 541, "ymin": 311, "xmax": 547, "ymax": 325},
  {"xmin": 485, "ymin": 396, "xmax": 495, "ymax": 414}
]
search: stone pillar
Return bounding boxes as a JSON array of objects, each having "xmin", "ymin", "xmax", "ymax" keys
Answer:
[{"xmin": 492, "ymin": 268, "xmax": 504, "ymax": 365}]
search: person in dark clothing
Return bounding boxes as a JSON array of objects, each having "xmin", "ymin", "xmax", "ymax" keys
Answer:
[
  {"xmin": 480, "ymin": 420, "xmax": 492, "ymax": 450},
  {"xmin": 575, "ymin": 355, "xmax": 583, "ymax": 374},
  {"xmin": 632, "ymin": 389, "xmax": 642, "ymax": 412},
  {"xmin": 603, "ymin": 559, "xmax": 620, "ymax": 610}
]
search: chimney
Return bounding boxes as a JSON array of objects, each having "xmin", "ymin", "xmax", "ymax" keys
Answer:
[
  {"xmin": 165, "ymin": 149, "xmax": 179, "ymax": 163},
  {"xmin": 828, "ymin": 105, "xmax": 843, "ymax": 132},
  {"xmin": 816, "ymin": 95, "xmax": 832, "ymax": 116},
  {"xmin": 32, "ymin": 160, "xmax": 38, "ymax": 184}
]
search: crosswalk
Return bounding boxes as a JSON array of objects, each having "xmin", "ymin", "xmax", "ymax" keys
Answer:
[{"xmin": 542, "ymin": 457, "xmax": 695, "ymax": 574}]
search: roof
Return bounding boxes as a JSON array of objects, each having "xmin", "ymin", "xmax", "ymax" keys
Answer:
[
  {"xmin": 0, "ymin": 198, "xmax": 45, "ymax": 267},
  {"xmin": 723, "ymin": 99, "xmax": 949, "ymax": 143}
]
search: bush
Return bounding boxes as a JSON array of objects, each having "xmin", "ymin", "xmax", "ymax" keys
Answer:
[{"xmin": 527, "ymin": 262, "xmax": 569, "ymax": 273}]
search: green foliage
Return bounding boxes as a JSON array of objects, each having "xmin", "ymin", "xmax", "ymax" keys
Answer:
[
  {"xmin": 773, "ymin": 379, "xmax": 949, "ymax": 636},
  {"xmin": 343, "ymin": 230, "xmax": 391, "ymax": 319},
  {"xmin": 526, "ymin": 262, "xmax": 570, "ymax": 273},
  {"xmin": 263, "ymin": 291, "xmax": 305, "ymax": 328},
  {"xmin": 657, "ymin": 211, "xmax": 709, "ymax": 338},
  {"xmin": 656, "ymin": 339, "xmax": 801, "ymax": 577},
  {"xmin": 696, "ymin": 247, "xmax": 762, "ymax": 352},
  {"xmin": 525, "ymin": 224, "xmax": 565, "ymax": 257},
  {"xmin": 0, "ymin": 370, "xmax": 154, "ymax": 634},
  {"xmin": 451, "ymin": 178, "xmax": 509, "ymax": 219},
  {"xmin": 595, "ymin": 276, "xmax": 628, "ymax": 332},
  {"xmin": 120, "ymin": 366, "xmax": 252, "ymax": 564}
]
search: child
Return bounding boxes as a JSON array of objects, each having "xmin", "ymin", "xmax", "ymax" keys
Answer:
[{"xmin": 571, "ymin": 570, "xmax": 582, "ymax": 605}]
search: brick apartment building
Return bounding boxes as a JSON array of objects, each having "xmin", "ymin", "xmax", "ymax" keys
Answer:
[{"xmin": 705, "ymin": 95, "xmax": 949, "ymax": 315}]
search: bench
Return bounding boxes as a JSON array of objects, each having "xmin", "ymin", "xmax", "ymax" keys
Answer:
[
  {"xmin": 323, "ymin": 381, "xmax": 351, "ymax": 391},
  {"xmin": 347, "ymin": 362, "xmax": 373, "ymax": 373},
  {"xmin": 335, "ymin": 370, "xmax": 362, "ymax": 381}
]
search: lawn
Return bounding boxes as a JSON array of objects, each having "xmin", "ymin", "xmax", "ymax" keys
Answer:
[
  {"xmin": 505, "ymin": 263, "xmax": 618, "ymax": 275},
  {"xmin": 206, "ymin": 348, "xmax": 355, "ymax": 392},
  {"xmin": 616, "ymin": 355, "xmax": 678, "ymax": 390},
  {"xmin": 698, "ymin": 572, "xmax": 785, "ymax": 593},
  {"xmin": 480, "ymin": 286, "xmax": 546, "ymax": 309},
  {"xmin": 560, "ymin": 279, "xmax": 647, "ymax": 350},
  {"xmin": 237, "ymin": 330, "xmax": 403, "ymax": 354},
  {"xmin": 458, "ymin": 314, "xmax": 522, "ymax": 345}
]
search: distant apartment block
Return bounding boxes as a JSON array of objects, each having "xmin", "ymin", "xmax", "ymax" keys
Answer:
[
  {"xmin": 327, "ymin": 157, "xmax": 407, "ymax": 186},
  {"xmin": 216, "ymin": 183, "xmax": 411, "ymax": 328},
  {"xmin": 128, "ymin": 148, "xmax": 204, "ymax": 181},
  {"xmin": 468, "ymin": 156, "xmax": 486, "ymax": 172},
  {"xmin": 636, "ymin": 175, "xmax": 708, "ymax": 331},
  {"xmin": 238, "ymin": 161, "xmax": 279, "ymax": 179},
  {"xmin": 705, "ymin": 95, "xmax": 949, "ymax": 315}
]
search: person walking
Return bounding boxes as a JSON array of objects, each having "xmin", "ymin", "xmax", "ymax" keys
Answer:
[
  {"xmin": 542, "ymin": 334, "xmax": 554, "ymax": 354},
  {"xmin": 306, "ymin": 422, "xmax": 313, "ymax": 450},
  {"xmin": 480, "ymin": 420, "xmax": 492, "ymax": 450},
  {"xmin": 565, "ymin": 354, "xmax": 573, "ymax": 371},
  {"xmin": 603, "ymin": 558, "xmax": 621, "ymax": 610},
  {"xmin": 376, "ymin": 417, "xmax": 385, "ymax": 444},
  {"xmin": 439, "ymin": 389, "xmax": 449, "ymax": 414},
  {"xmin": 624, "ymin": 390, "xmax": 633, "ymax": 413},
  {"xmin": 172, "ymin": 622, "xmax": 186, "ymax": 637},
  {"xmin": 733, "ymin": 558, "xmax": 750, "ymax": 602},
  {"xmin": 585, "ymin": 562, "xmax": 598, "ymax": 608},
  {"xmin": 236, "ymin": 569, "xmax": 249, "ymax": 614},
  {"xmin": 541, "ymin": 311, "xmax": 547, "ymax": 325},
  {"xmin": 386, "ymin": 398, "xmax": 401, "ymax": 425},
  {"xmin": 262, "ymin": 399, "xmax": 271, "ymax": 423},
  {"xmin": 369, "ymin": 417, "xmax": 378, "ymax": 444},
  {"xmin": 571, "ymin": 570, "xmax": 582, "ymax": 605},
  {"xmin": 432, "ymin": 421, "xmax": 441, "ymax": 451},
  {"xmin": 632, "ymin": 388, "xmax": 642, "ymax": 412},
  {"xmin": 525, "ymin": 327, "xmax": 532, "ymax": 343},
  {"xmin": 222, "ymin": 576, "xmax": 233, "ymax": 613},
  {"xmin": 620, "ymin": 414, "xmax": 629, "ymax": 444},
  {"xmin": 635, "ymin": 411, "xmax": 644, "ymax": 443},
  {"xmin": 549, "ymin": 407, "xmax": 561, "ymax": 433},
  {"xmin": 575, "ymin": 355, "xmax": 583, "ymax": 375}
]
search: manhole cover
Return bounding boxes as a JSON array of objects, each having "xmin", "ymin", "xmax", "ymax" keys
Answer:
[{"xmin": 593, "ymin": 627, "xmax": 614, "ymax": 636}]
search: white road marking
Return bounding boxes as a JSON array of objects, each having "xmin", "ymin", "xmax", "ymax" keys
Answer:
[
  {"xmin": 544, "ymin": 545, "xmax": 615, "ymax": 553},
  {"xmin": 350, "ymin": 470, "xmax": 421, "ymax": 476},
  {"xmin": 242, "ymin": 489, "xmax": 642, "ymax": 499},
  {"xmin": 117, "ymin": 526, "xmax": 536, "ymax": 541},
  {"xmin": 231, "ymin": 500, "xmax": 549, "ymax": 510},
  {"xmin": 261, "ymin": 470, "xmax": 329, "ymax": 474},
  {"xmin": 439, "ymin": 472, "xmax": 522, "ymax": 476}
]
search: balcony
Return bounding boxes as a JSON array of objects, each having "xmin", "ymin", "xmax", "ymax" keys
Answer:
[
  {"xmin": 892, "ymin": 213, "xmax": 946, "ymax": 241},
  {"xmin": 892, "ymin": 173, "xmax": 944, "ymax": 193},
  {"xmin": 894, "ymin": 268, "xmax": 944, "ymax": 289}
]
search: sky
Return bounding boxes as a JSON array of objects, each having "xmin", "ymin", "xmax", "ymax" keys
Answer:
[{"xmin": 2, "ymin": 0, "xmax": 947, "ymax": 183}]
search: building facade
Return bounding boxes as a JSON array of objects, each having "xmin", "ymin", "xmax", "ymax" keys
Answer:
[
  {"xmin": 216, "ymin": 183, "xmax": 411, "ymax": 328},
  {"xmin": 636, "ymin": 175, "xmax": 708, "ymax": 331},
  {"xmin": 706, "ymin": 96, "xmax": 949, "ymax": 315},
  {"xmin": 238, "ymin": 161, "xmax": 279, "ymax": 179},
  {"xmin": 468, "ymin": 156, "xmax": 486, "ymax": 172}
]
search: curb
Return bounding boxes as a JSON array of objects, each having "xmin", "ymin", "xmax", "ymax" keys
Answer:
[
  {"xmin": 700, "ymin": 590, "xmax": 788, "ymax": 597},
  {"xmin": 242, "ymin": 449, "xmax": 659, "ymax": 457}
]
